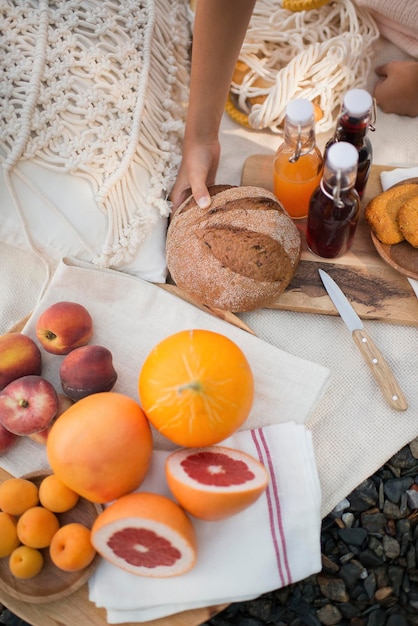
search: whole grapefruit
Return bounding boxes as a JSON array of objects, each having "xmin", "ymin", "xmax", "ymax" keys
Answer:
[
  {"xmin": 46, "ymin": 392, "xmax": 153, "ymax": 503},
  {"xmin": 138, "ymin": 329, "xmax": 254, "ymax": 447}
]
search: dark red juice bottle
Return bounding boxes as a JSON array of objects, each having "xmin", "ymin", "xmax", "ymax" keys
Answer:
[
  {"xmin": 306, "ymin": 142, "xmax": 360, "ymax": 258},
  {"xmin": 324, "ymin": 89, "xmax": 374, "ymax": 199}
]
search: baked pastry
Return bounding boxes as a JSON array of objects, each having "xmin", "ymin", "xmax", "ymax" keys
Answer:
[
  {"xmin": 398, "ymin": 194, "xmax": 418, "ymax": 247},
  {"xmin": 365, "ymin": 183, "xmax": 418, "ymax": 244},
  {"xmin": 166, "ymin": 185, "xmax": 301, "ymax": 312}
]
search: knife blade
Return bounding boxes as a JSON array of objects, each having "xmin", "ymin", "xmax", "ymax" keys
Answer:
[{"xmin": 318, "ymin": 269, "xmax": 408, "ymax": 411}]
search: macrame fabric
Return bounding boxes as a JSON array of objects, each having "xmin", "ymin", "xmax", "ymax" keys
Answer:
[
  {"xmin": 0, "ymin": 0, "xmax": 191, "ymax": 269},
  {"xmin": 230, "ymin": 0, "xmax": 379, "ymax": 133}
]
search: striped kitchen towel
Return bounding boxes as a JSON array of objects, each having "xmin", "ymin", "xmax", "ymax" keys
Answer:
[{"xmin": 89, "ymin": 422, "xmax": 322, "ymax": 623}]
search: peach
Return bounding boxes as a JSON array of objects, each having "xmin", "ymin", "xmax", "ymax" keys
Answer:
[
  {"xmin": 0, "ymin": 333, "xmax": 42, "ymax": 390},
  {"xmin": 29, "ymin": 393, "xmax": 74, "ymax": 445},
  {"xmin": 60, "ymin": 345, "xmax": 117, "ymax": 400},
  {"xmin": 17, "ymin": 506, "xmax": 60, "ymax": 548},
  {"xmin": 0, "ymin": 422, "xmax": 19, "ymax": 454},
  {"xmin": 0, "ymin": 375, "xmax": 58, "ymax": 436},
  {"xmin": 49, "ymin": 523, "xmax": 96, "ymax": 572},
  {"xmin": 0, "ymin": 512, "xmax": 20, "ymax": 558},
  {"xmin": 35, "ymin": 301, "xmax": 93, "ymax": 355},
  {"xmin": 0, "ymin": 477, "xmax": 39, "ymax": 515},
  {"xmin": 9, "ymin": 545, "xmax": 44, "ymax": 579}
]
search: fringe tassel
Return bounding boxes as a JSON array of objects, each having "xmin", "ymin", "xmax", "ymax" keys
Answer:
[{"xmin": 0, "ymin": 0, "xmax": 192, "ymax": 270}]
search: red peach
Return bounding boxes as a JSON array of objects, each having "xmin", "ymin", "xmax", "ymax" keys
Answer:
[
  {"xmin": 60, "ymin": 345, "xmax": 117, "ymax": 401},
  {"xmin": 0, "ymin": 375, "xmax": 58, "ymax": 436},
  {"xmin": 29, "ymin": 393, "xmax": 74, "ymax": 445},
  {"xmin": 0, "ymin": 333, "xmax": 42, "ymax": 391},
  {"xmin": 35, "ymin": 301, "xmax": 93, "ymax": 355},
  {"xmin": 0, "ymin": 422, "xmax": 19, "ymax": 454}
]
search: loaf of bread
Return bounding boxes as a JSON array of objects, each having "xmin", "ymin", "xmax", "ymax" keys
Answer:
[{"xmin": 166, "ymin": 185, "xmax": 301, "ymax": 312}]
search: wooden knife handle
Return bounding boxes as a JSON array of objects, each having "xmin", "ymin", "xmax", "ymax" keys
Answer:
[{"xmin": 352, "ymin": 329, "xmax": 408, "ymax": 411}]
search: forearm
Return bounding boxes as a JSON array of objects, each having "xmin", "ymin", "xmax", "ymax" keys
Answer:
[{"xmin": 185, "ymin": 0, "xmax": 256, "ymax": 143}]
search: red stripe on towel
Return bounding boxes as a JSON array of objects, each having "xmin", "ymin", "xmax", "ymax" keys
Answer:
[{"xmin": 251, "ymin": 428, "xmax": 292, "ymax": 587}]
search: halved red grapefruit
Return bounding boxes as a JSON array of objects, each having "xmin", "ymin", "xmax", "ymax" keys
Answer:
[
  {"xmin": 90, "ymin": 492, "xmax": 197, "ymax": 577},
  {"xmin": 165, "ymin": 445, "xmax": 269, "ymax": 521}
]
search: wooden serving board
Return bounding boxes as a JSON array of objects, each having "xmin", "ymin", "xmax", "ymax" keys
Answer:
[{"xmin": 242, "ymin": 156, "xmax": 418, "ymax": 326}]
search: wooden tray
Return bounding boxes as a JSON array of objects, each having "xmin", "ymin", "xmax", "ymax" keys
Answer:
[
  {"xmin": 241, "ymin": 157, "xmax": 418, "ymax": 326},
  {"xmin": 0, "ymin": 468, "xmax": 102, "ymax": 604}
]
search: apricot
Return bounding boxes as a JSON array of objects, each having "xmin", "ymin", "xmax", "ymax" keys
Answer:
[
  {"xmin": 60, "ymin": 345, "xmax": 117, "ymax": 400},
  {"xmin": 17, "ymin": 506, "xmax": 60, "ymax": 549},
  {"xmin": 9, "ymin": 545, "xmax": 44, "ymax": 579},
  {"xmin": 0, "ymin": 512, "xmax": 20, "ymax": 558},
  {"xmin": 36, "ymin": 301, "xmax": 93, "ymax": 355},
  {"xmin": 0, "ymin": 333, "xmax": 42, "ymax": 391},
  {"xmin": 39, "ymin": 474, "xmax": 79, "ymax": 513},
  {"xmin": 49, "ymin": 523, "xmax": 96, "ymax": 572},
  {"xmin": 0, "ymin": 478, "xmax": 39, "ymax": 516}
]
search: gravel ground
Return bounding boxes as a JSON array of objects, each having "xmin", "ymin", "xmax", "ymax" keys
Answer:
[{"xmin": 1, "ymin": 439, "xmax": 417, "ymax": 626}]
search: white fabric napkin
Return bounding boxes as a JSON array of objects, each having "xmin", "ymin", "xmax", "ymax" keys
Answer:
[
  {"xmin": 380, "ymin": 166, "xmax": 418, "ymax": 298},
  {"xmin": 88, "ymin": 422, "xmax": 322, "ymax": 624}
]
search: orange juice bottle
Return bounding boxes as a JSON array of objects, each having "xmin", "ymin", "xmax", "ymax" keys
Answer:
[{"xmin": 273, "ymin": 99, "xmax": 323, "ymax": 219}]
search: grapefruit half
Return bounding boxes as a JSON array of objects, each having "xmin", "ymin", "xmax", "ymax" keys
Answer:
[
  {"xmin": 138, "ymin": 329, "xmax": 254, "ymax": 447},
  {"xmin": 165, "ymin": 445, "xmax": 269, "ymax": 521},
  {"xmin": 91, "ymin": 492, "xmax": 197, "ymax": 577}
]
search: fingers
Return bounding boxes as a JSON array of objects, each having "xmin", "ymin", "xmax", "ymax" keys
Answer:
[{"xmin": 374, "ymin": 64, "xmax": 389, "ymax": 79}]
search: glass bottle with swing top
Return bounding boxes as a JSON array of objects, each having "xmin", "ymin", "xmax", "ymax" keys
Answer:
[
  {"xmin": 273, "ymin": 99, "xmax": 323, "ymax": 219},
  {"xmin": 324, "ymin": 88, "xmax": 375, "ymax": 199},
  {"xmin": 306, "ymin": 142, "xmax": 360, "ymax": 258}
]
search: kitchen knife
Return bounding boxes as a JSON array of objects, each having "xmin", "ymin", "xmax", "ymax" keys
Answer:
[{"xmin": 318, "ymin": 269, "xmax": 408, "ymax": 412}]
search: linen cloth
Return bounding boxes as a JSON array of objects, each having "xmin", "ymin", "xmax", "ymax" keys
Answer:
[
  {"xmin": 89, "ymin": 423, "xmax": 322, "ymax": 623},
  {"xmin": 0, "ymin": 256, "xmax": 330, "ymax": 478}
]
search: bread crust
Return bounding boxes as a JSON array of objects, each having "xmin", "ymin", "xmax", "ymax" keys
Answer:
[{"xmin": 166, "ymin": 185, "xmax": 301, "ymax": 312}]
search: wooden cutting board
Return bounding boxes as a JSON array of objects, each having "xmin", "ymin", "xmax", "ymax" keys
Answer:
[{"xmin": 241, "ymin": 156, "xmax": 418, "ymax": 326}]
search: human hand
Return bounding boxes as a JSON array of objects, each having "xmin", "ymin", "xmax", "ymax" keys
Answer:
[
  {"xmin": 169, "ymin": 139, "xmax": 221, "ymax": 214},
  {"xmin": 373, "ymin": 60, "xmax": 418, "ymax": 117}
]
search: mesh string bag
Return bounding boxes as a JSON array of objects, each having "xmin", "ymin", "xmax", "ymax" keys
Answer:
[
  {"xmin": 227, "ymin": 0, "xmax": 379, "ymax": 133},
  {"xmin": 0, "ymin": 0, "xmax": 191, "ymax": 274}
]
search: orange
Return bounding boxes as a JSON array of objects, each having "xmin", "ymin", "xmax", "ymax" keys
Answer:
[
  {"xmin": 46, "ymin": 392, "xmax": 153, "ymax": 503},
  {"xmin": 165, "ymin": 445, "xmax": 269, "ymax": 521},
  {"xmin": 50, "ymin": 523, "xmax": 96, "ymax": 572},
  {"xmin": 16, "ymin": 506, "xmax": 60, "ymax": 549},
  {"xmin": 0, "ymin": 512, "xmax": 20, "ymax": 557},
  {"xmin": 91, "ymin": 492, "xmax": 197, "ymax": 577},
  {"xmin": 138, "ymin": 329, "xmax": 254, "ymax": 447},
  {"xmin": 38, "ymin": 473, "xmax": 80, "ymax": 513},
  {"xmin": 0, "ymin": 478, "xmax": 39, "ymax": 516},
  {"xmin": 9, "ymin": 545, "xmax": 44, "ymax": 579}
]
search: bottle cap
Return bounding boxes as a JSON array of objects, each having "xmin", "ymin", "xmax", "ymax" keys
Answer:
[
  {"xmin": 327, "ymin": 142, "xmax": 358, "ymax": 171},
  {"xmin": 286, "ymin": 99, "xmax": 314, "ymax": 124},
  {"xmin": 343, "ymin": 89, "xmax": 373, "ymax": 116}
]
